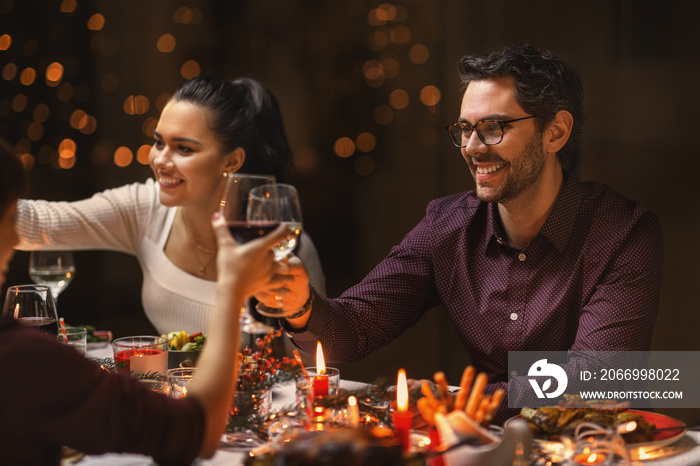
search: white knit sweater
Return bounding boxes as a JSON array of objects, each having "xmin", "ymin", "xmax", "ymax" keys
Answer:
[{"xmin": 16, "ymin": 178, "xmax": 326, "ymax": 335}]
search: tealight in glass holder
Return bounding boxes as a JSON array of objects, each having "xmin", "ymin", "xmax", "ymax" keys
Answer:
[{"xmin": 166, "ymin": 367, "xmax": 197, "ymax": 398}]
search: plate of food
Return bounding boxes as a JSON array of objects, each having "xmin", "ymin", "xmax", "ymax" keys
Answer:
[
  {"xmin": 163, "ymin": 330, "xmax": 206, "ymax": 368},
  {"xmin": 508, "ymin": 396, "xmax": 687, "ymax": 461}
]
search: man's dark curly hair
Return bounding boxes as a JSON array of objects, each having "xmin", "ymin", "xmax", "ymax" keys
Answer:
[{"xmin": 458, "ymin": 43, "xmax": 584, "ymax": 163}]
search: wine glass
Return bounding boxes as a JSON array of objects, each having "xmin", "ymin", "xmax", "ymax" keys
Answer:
[
  {"xmin": 248, "ymin": 184, "xmax": 303, "ymax": 317},
  {"xmin": 219, "ymin": 173, "xmax": 276, "ymax": 336},
  {"xmin": 28, "ymin": 250, "xmax": 76, "ymax": 302},
  {"xmin": 2, "ymin": 284, "xmax": 59, "ymax": 336}
]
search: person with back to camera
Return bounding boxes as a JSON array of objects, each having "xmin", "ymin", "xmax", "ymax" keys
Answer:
[
  {"xmin": 258, "ymin": 43, "xmax": 663, "ymax": 424},
  {"xmin": 14, "ymin": 74, "xmax": 326, "ymax": 336},
  {"xmin": 0, "ymin": 141, "xmax": 291, "ymax": 464}
]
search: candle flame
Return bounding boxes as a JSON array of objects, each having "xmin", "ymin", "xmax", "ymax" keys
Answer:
[
  {"xmin": 13, "ymin": 303, "xmax": 19, "ymax": 319},
  {"xmin": 348, "ymin": 395, "xmax": 357, "ymax": 407},
  {"xmin": 587, "ymin": 453, "xmax": 598, "ymax": 463},
  {"xmin": 397, "ymin": 368, "xmax": 408, "ymax": 411},
  {"xmin": 316, "ymin": 341, "xmax": 326, "ymax": 373}
]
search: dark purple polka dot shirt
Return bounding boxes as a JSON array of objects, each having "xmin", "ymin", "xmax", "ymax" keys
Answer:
[{"xmin": 290, "ymin": 177, "xmax": 663, "ymax": 408}]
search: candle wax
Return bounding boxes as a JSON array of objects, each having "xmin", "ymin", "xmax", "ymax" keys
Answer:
[
  {"xmin": 392, "ymin": 409, "xmax": 412, "ymax": 452},
  {"xmin": 428, "ymin": 427, "xmax": 445, "ymax": 466},
  {"xmin": 313, "ymin": 374, "xmax": 329, "ymax": 398}
]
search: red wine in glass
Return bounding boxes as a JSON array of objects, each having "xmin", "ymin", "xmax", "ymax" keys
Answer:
[
  {"xmin": 228, "ymin": 221, "xmax": 280, "ymax": 243},
  {"xmin": 17, "ymin": 316, "xmax": 58, "ymax": 336}
]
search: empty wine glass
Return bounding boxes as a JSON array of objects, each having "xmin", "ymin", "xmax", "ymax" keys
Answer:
[
  {"xmin": 28, "ymin": 250, "xmax": 75, "ymax": 302},
  {"xmin": 2, "ymin": 284, "xmax": 59, "ymax": 335},
  {"xmin": 219, "ymin": 173, "xmax": 276, "ymax": 336},
  {"xmin": 248, "ymin": 184, "xmax": 303, "ymax": 318}
]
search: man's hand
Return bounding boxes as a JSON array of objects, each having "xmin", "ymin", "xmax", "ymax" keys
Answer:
[{"xmin": 253, "ymin": 254, "xmax": 311, "ymax": 316}]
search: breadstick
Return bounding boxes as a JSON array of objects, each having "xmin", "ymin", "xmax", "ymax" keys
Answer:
[
  {"xmin": 433, "ymin": 371, "xmax": 454, "ymax": 412},
  {"xmin": 465, "ymin": 372, "xmax": 488, "ymax": 418},
  {"xmin": 417, "ymin": 397, "xmax": 436, "ymax": 425},
  {"xmin": 421, "ymin": 381, "xmax": 440, "ymax": 412},
  {"xmin": 473, "ymin": 395, "xmax": 491, "ymax": 424},
  {"xmin": 454, "ymin": 366, "xmax": 475, "ymax": 411},
  {"xmin": 482, "ymin": 388, "xmax": 505, "ymax": 424}
]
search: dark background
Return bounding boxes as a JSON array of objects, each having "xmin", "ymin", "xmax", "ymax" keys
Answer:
[{"xmin": 2, "ymin": 0, "xmax": 698, "ymax": 422}]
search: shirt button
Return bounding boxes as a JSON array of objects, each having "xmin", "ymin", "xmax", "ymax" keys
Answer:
[
  {"xmin": 510, "ymin": 312, "xmax": 518, "ymax": 321},
  {"xmin": 518, "ymin": 253, "xmax": 526, "ymax": 261}
]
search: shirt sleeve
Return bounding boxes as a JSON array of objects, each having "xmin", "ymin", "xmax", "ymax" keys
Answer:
[
  {"xmin": 0, "ymin": 320, "xmax": 205, "ymax": 464},
  {"xmin": 288, "ymin": 213, "xmax": 440, "ymax": 363},
  {"xmin": 572, "ymin": 208, "xmax": 663, "ymax": 352},
  {"xmin": 15, "ymin": 180, "xmax": 160, "ymax": 255}
]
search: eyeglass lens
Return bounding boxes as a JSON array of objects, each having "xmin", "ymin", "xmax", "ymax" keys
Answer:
[{"xmin": 451, "ymin": 121, "xmax": 503, "ymax": 146}]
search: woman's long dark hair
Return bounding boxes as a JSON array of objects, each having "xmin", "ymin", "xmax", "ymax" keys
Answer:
[{"xmin": 171, "ymin": 75, "xmax": 291, "ymax": 182}]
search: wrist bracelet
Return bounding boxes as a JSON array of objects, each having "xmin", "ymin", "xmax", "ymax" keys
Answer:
[{"xmin": 284, "ymin": 284, "xmax": 315, "ymax": 320}]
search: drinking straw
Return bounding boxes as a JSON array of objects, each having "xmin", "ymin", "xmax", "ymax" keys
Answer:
[
  {"xmin": 59, "ymin": 317, "xmax": 68, "ymax": 343},
  {"xmin": 293, "ymin": 349, "xmax": 309, "ymax": 379}
]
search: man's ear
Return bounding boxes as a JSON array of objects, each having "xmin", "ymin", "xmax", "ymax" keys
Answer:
[
  {"xmin": 544, "ymin": 110, "xmax": 573, "ymax": 154},
  {"xmin": 224, "ymin": 147, "xmax": 245, "ymax": 173}
]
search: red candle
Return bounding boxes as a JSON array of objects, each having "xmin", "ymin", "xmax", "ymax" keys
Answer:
[
  {"xmin": 392, "ymin": 368, "xmax": 412, "ymax": 451},
  {"xmin": 313, "ymin": 341, "xmax": 329, "ymax": 398},
  {"xmin": 428, "ymin": 427, "xmax": 445, "ymax": 466}
]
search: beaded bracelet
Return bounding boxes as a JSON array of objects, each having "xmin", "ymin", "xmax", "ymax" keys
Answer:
[{"xmin": 283, "ymin": 284, "xmax": 315, "ymax": 320}]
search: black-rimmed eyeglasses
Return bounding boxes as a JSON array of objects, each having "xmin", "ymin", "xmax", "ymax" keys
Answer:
[{"xmin": 445, "ymin": 115, "xmax": 537, "ymax": 147}]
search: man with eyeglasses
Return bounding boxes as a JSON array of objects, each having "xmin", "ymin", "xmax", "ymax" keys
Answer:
[{"xmin": 262, "ymin": 43, "xmax": 663, "ymax": 423}]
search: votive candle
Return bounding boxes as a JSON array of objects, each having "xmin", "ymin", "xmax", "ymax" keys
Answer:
[{"xmin": 392, "ymin": 368, "xmax": 412, "ymax": 451}]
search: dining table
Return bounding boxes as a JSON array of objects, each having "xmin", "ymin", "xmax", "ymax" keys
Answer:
[{"xmin": 74, "ymin": 346, "xmax": 700, "ymax": 466}]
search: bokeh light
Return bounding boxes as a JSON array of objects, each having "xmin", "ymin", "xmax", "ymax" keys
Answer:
[
  {"xmin": 0, "ymin": 34, "xmax": 11, "ymax": 50},
  {"xmin": 19, "ymin": 67, "xmax": 36, "ymax": 86},
  {"xmin": 180, "ymin": 60, "xmax": 200, "ymax": 79},
  {"xmin": 79, "ymin": 115, "xmax": 97, "ymax": 134},
  {"xmin": 60, "ymin": 0, "xmax": 77, "ymax": 13},
  {"xmin": 355, "ymin": 132, "xmax": 377, "ymax": 152},
  {"xmin": 136, "ymin": 144, "xmax": 151, "ymax": 165},
  {"xmin": 26, "ymin": 122, "xmax": 44, "ymax": 141},
  {"xmin": 419, "ymin": 85, "xmax": 441, "ymax": 106},
  {"xmin": 70, "ymin": 109, "xmax": 88, "ymax": 129},
  {"xmin": 11, "ymin": 94, "xmax": 27, "ymax": 112},
  {"xmin": 142, "ymin": 117, "xmax": 158, "ymax": 137},
  {"xmin": 58, "ymin": 138, "xmax": 77, "ymax": 169},
  {"xmin": 409, "ymin": 44, "xmax": 430, "ymax": 64},
  {"xmin": 123, "ymin": 95, "xmax": 150, "ymax": 115},
  {"xmin": 157, "ymin": 34, "xmax": 176, "ymax": 53},
  {"xmin": 19, "ymin": 153, "xmax": 35, "ymax": 170},
  {"xmin": 114, "ymin": 146, "xmax": 133, "ymax": 167},
  {"xmin": 389, "ymin": 89, "xmax": 409, "ymax": 110},
  {"xmin": 45, "ymin": 62, "xmax": 64, "ymax": 86},
  {"xmin": 2, "ymin": 63, "xmax": 17, "ymax": 80},
  {"xmin": 390, "ymin": 25, "xmax": 410, "ymax": 44},
  {"xmin": 87, "ymin": 14, "xmax": 105, "ymax": 31},
  {"xmin": 334, "ymin": 137, "xmax": 355, "ymax": 158},
  {"xmin": 33, "ymin": 103, "xmax": 50, "ymax": 122}
]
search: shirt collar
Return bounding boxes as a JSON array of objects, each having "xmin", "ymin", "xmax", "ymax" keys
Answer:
[{"xmin": 486, "ymin": 175, "xmax": 580, "ymax": 252}]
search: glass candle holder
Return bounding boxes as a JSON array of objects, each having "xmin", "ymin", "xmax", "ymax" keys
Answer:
[
  {"xmin": 166, "ymin": 367, "xmax": 197, "ymax": 398},
  {"xmin": 112, "ymin": 335, "xmax": 168, "ymax": 375}
]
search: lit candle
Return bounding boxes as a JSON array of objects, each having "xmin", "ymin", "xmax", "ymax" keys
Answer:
[
  {"xmin": 313, "ymin": 341, "xmax": 329, "ymax": 398},
  {"xmin": 392, "ymin": 368, "xmax": 412, "ymax": 452},
  {"xmin": 348, "ymin": 395, "xmax": 360, "ymax": 427},
  {"xmin": 573, "ymin": 452, "xmax": 606, "ymax": 464}
]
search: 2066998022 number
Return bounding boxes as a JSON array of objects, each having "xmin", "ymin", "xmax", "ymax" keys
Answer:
[{"xmin": 599, "ymin": 368, "xmax": 680, "ymax": 381}]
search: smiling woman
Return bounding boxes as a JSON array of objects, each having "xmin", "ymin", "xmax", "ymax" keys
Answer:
[{"xmin": 13, "ymin": 74, "xmax": 326, "ymax": 337}]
